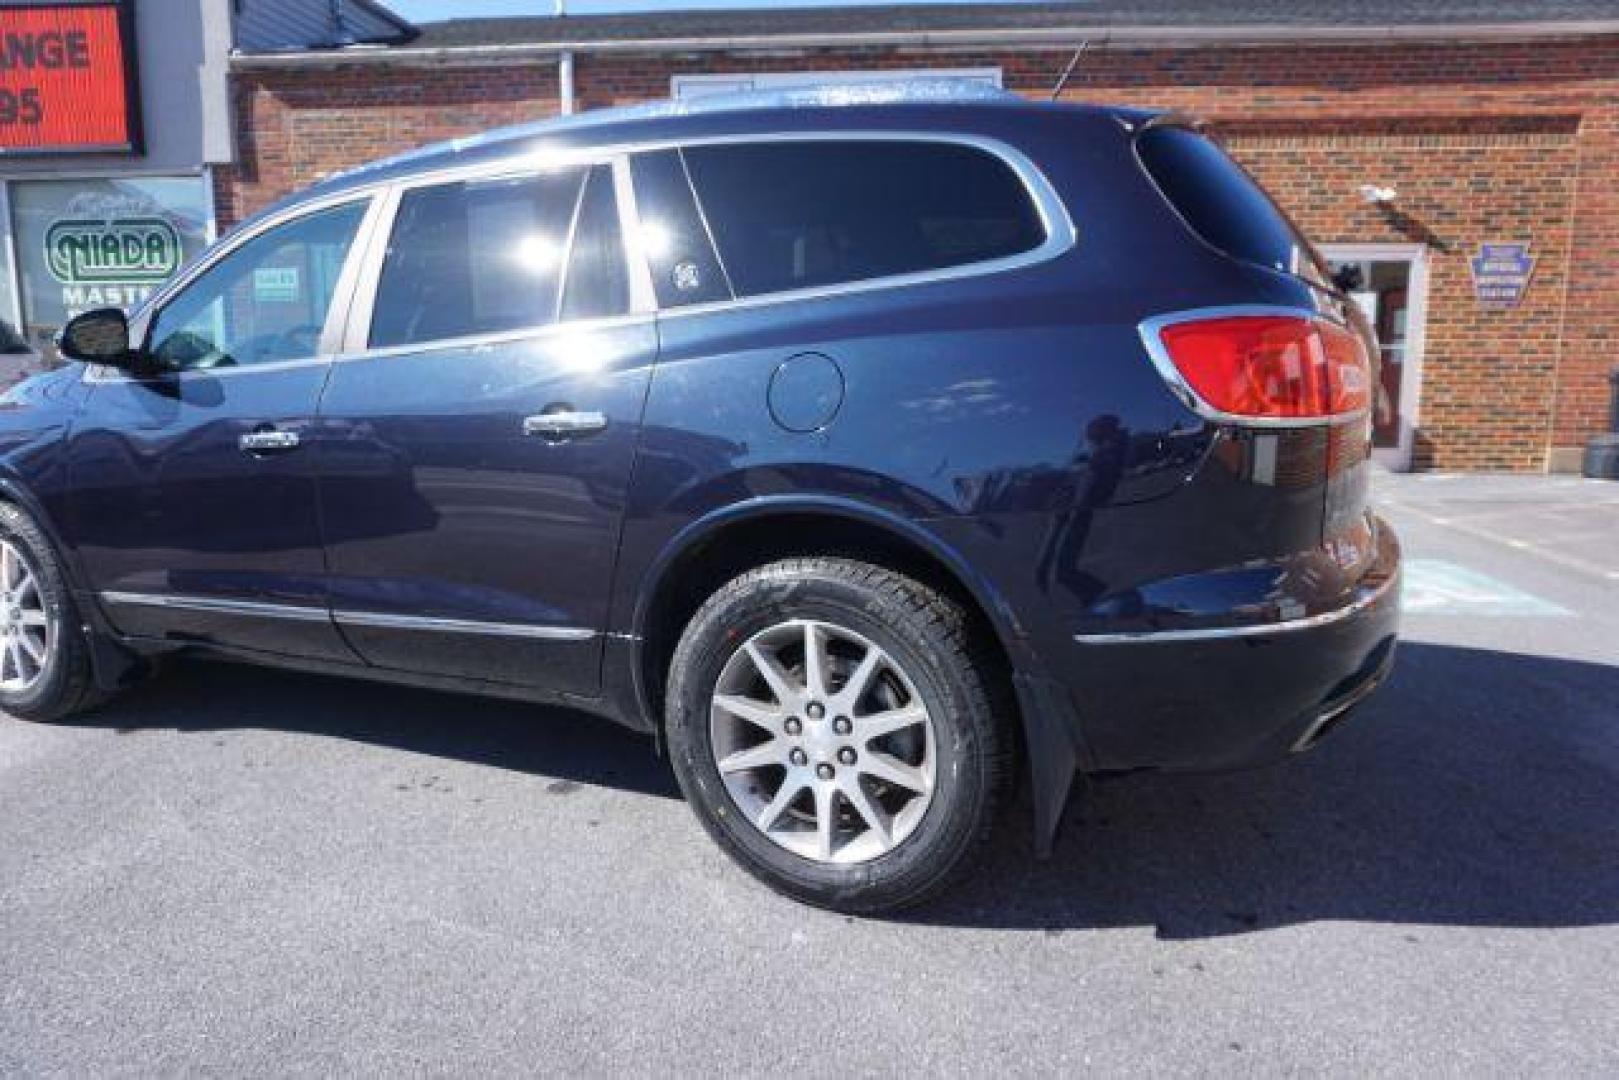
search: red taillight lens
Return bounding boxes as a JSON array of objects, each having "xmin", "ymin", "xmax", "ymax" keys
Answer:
[{"xmin": 1154, "ymin": 314, "xmax": 1371, "ymax": 421}]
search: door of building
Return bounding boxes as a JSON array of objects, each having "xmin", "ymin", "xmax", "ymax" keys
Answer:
[{"xmin": 1322, "ymin": 243, "xmax": 1431, "ymax": 472}]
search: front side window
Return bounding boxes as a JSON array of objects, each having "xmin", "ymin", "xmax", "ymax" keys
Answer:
[
  {"xmin": 680, "ymin": 140, "xmax": 1047, "ymax": 298},
  {"xmin": 146, "ymin": 200, "xmax": 367, "ymax": 370}
]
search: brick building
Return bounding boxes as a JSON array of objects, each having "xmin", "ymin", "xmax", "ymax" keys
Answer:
[{"xmin": 223, "ymin": 1, "xmax": 1619, "ymax": 473}]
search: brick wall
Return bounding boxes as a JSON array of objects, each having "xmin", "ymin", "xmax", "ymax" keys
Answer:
[
  {"xmin": 1230, "ymin": 124, "xmax": 1579, "ymax": 471},
  {"xmin": 219, "ymin": 35, "xmax": 1619, "ymax": 471},
  {"xmin": 218, "ymin": 65, "xmax": 560, "ymax": 227}
]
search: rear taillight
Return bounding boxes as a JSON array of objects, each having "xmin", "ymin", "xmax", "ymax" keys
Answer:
[{"xmin": 1145, "ymin": 312, "xmax": 1371, "ymax": 422}]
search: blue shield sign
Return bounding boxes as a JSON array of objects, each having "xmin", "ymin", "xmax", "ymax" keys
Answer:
[{"xmin": 1470, "ymin": 242, "xmax": 1536, "ymax": 308}]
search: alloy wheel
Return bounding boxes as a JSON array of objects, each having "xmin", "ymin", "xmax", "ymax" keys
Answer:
[
  {"xmin": 709, "ymin": 618, "xmax": 937, "ymax": 864},
  {"xmin": 0, "ymin": 539, "xmax": 50, "ymax": 693}
]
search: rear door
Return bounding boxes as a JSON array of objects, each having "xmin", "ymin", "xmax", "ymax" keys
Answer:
[{"xmin": 315, "ymin": 158, "xmax": 656, "ymax": 696}]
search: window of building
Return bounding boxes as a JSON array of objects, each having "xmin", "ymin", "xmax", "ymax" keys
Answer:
[
  {"xmin": 680, "ymin": 140, "xmax": 1046, "ymax": 298},
  {"xmin": 9, "ymin": 176, "xmax": 211, "ymax": 354}
]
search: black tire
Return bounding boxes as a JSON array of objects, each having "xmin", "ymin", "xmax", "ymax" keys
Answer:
[
  {"xmin": 0, "ymin": 501, "xmax": 108, "ymax": 723},
  {"xmin": 666, "ymin": 557, "xmax": 1011, "ymax": 914}
]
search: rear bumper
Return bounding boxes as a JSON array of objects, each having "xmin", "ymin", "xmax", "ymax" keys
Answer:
[{"xmin": 1061, "ymin": 513, "xmax": 1401, "ymax": 772}]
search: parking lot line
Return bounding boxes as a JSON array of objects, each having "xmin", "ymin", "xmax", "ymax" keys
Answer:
[
  {"xmin": 1402, "ymin": 558, "xmax": 1571, "ymax": 617},
  {"xmin": 1382, "ymin": 500, "xmax": 1619, "ymax": 584}
]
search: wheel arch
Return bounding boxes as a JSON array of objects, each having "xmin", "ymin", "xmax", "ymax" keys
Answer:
[
  {"xmin": 0, "ymin": 474, "xmax": 80, "ymax": 589},
  {"xmin": 630, "ymin": 497, "xmax": 1029, "ymax": 722},
  {"xmin": 0, "ymin": 471, "xmax": 145, "ymax": 692},
  {"xmin": 626, "ymin": 495, "xmax": 1093, "ymax": 855}
]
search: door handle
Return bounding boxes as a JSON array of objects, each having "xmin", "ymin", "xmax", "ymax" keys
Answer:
[
  {"xmin": 523, "ymin": 410, "xmax": 608, "ymax": 440},
  {"xmin": 239, "ymin": 428, "xmax": 301, "ymax": 454}
]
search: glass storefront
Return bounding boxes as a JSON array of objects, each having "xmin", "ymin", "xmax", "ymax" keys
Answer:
[{"xmin": 0, "ymin": 174, "xmax": 211, "ymax": 358}]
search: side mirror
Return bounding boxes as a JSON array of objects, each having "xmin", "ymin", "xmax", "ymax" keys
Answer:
[
  {"xmin": 1331, "ymin": 264, "xmax": 1365, "ymax": 294},
  {"xmin": 57, "ymin": 307, "xmax": 139, "ymax": 368}
]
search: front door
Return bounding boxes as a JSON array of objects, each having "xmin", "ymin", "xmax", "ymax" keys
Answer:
[
  {"xmin": 66, "ymin": 195, "xmax": 377, "ymax": 660},
  {"xmin": 1323, "ymin": 244, "xmax": 1430, "ymax": 471},
  {"xmin": 316, "ymin": 161, "xmax": 654, "ymax": 697}
]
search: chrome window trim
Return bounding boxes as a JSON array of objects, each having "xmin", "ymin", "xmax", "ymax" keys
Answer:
[
  {"xmin": 84, "ymin": 190, "xmax": 387, "ymax": 386},
  {"xmin": 85, "ymin": 128, "xmax": 1075, "ymax": 382},
  {"xmin": 93, "ymin": 311, "xmax": 657, "ymax": 374},
  {"xmin": 99, "ymin": 591, "xmax": 597, "ymax": 642},
  {"xmin": 617, "ymin": 130, "xmax": 1078, "ymax": 318},
  {"xmin": 375, "ymin": 147, "xmax": 615, "ymax": 194},
  {"xmin": 552, "ymin": 165, "xmax": 594, "ymax": 324},
  {"xmin": 86, "ymin": 353, "xmax": 333, "ymax": 382},
  {"xmin": 340, "ymin": 181, "xmax": 401, "ymax": 354},
  {"xmin": 83, "ymin": 128, "xmax": 1074, "ymax": 382},
  {"xmin": 1136, "ymin": 303, "xmax": 1372, "ymax": 430},
  {"xmin": 612, "ymin": 155, "xmax": 658, "ymax": 314},
  {"xmin": 318, "ymin": 192, "xmax": 394, "ymax": 356},
  {"xmin": 99, "ymin": 591, "xmax": 333, "ymax": 623},
  {"xmin": 329, "ymin": 310, "xmax": 655, "ymax": 364},
  {"xmin": 1071, "ymin": 567, "xmax": 1398, "ymax": 645},
  {"xmin": 332, "ymin": 610, "xmax": 595, "ymax": 641}
]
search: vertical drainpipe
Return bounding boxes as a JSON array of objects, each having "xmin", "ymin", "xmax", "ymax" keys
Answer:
[
  {"xmin": 559, "ymin": 49, "xmax": 576, "ymax": 115},
  {"xmin": 555, "ymin": 0, "xmax": 575, "ymax": 116}
]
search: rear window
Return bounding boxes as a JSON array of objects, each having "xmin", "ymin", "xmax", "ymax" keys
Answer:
[
  {"xmin": 1136, "ymin": 125, "xmax": 1327, "ymax": 286},
  {"xmin": 681, "ymin": 140, "xmax": 1046, "ymax": 298}
]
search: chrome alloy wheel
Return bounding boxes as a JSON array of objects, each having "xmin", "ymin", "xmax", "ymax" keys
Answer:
[
  {"xmin": 709, "ymin": 619, "xmax": 937, "ymax": 864},
  {"xmin": 0, "ymin": 538, "xmax": 49, "ymax": 693}
]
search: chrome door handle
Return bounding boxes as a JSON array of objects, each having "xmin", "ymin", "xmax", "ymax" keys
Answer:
[
  {"xmin": 239, "ymin": 429, "xmax": 301, "ymax": 453},
  {"xmin": 523, "ymin": 410, "xmax": 608, "ymax": 439}
]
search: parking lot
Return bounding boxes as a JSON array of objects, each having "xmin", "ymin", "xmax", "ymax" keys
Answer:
[{"xmin": 2, "ymin": 471, "xmax": 1615, "ymax": 1076}]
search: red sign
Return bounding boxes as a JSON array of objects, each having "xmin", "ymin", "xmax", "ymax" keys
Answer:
[{"xmin": 0, "ymin": 1, "xmax": 140, "ymax": 155}]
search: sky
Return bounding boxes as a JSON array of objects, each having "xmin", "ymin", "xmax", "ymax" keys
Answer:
[{"xmin": 387, "ymin": 0, "xmax": 1029, "ymax": 22}]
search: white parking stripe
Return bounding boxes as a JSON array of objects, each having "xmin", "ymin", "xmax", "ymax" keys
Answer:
[{"xmin": 1382, "ymin": 500, "xmax": 1619, "ymax": 583}]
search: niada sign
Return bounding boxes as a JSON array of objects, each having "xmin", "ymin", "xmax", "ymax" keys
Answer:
[
  {"xmin": 45, "ymin": 217, "xmax": 182, "ymax": 285},
  {"xmin": 9, "ymin": 177, "xmax": 208, "ymax": 345},
  {"xmin": 1469, "ymin": 242, "xmax": 1536, "ymax": 308}
]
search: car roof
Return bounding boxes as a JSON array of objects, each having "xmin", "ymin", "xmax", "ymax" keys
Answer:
[{"xmin": 248, "ymin": 81, "xmax": 1148, "ymax": 226}]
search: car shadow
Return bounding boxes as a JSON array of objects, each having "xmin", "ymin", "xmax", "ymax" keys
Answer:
[
  {"xmin": 62, "ymin": 641, "xmax": 1618, "ymax": 937},
  {"xmin": 72, "ymin": 659, "xmax": 681, "ymax": 801},
  {"xmin": 915, "ymin": 640, "xmax": 1619, "ymax": 936}
]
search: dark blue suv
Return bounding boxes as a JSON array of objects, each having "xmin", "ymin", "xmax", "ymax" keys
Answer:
[{"xmin": 6, "ymin": 85, "xmax": 1399, "ymax": 912}]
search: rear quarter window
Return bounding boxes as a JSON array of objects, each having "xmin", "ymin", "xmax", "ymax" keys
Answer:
[
  {"xmin": 680, "ymin": 139, "xmax": 1046, "ymax": 298},
  {"xmin": 1135, "ymin": 125, "xmax": 1326, "ymax": 286}
]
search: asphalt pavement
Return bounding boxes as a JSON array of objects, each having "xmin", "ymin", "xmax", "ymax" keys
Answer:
[{"xmin": 2, "ymin": 471, "xmax": 1616, "ymax": 1076}]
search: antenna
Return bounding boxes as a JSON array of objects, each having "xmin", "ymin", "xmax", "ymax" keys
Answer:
[{"xmin": 1049, "ymin": 41, "xmax": 1089, "ymax": 102}]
